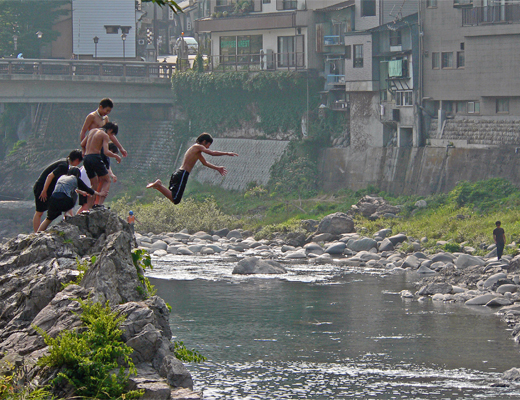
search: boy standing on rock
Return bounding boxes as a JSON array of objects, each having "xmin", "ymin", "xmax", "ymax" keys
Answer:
[
  {"xmin": 32, "ymin": 149, "xmax": 83, "ymax": 232},
  {"xmin": 80, "ymin": 98, "xmax": 127, "ymax": 157},
  {"xmin": 146, "ymin": 133, "xmax": 237, "ymax": 204},
  {"xmin": 493, "ymin": 221, "xmax": 506, "ymax": 261}
]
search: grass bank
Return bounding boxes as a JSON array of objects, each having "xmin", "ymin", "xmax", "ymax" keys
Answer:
[{"xmin": 109, "ymin": 178, "xmax": 520, "ymax": 256}]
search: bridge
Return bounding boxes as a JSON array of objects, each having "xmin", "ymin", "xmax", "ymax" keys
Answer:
[{"xmin": 0, "ymin": 59, "xmax": 177, "ymax": 104}]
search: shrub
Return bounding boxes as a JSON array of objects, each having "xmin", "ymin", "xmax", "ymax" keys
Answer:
[
  {"xmin": 36, "ymin": 299, "xmax": 142, "ymax": 400},
  {"xmin": 173, "ymin": 341, "xmax": 207, "ymax": 363},
  {"xmin": 443, "ymin": 242, "xmax": 462, "ymax": 253}
]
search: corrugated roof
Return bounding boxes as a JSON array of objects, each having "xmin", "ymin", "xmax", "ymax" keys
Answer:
[{"xmin": 315, "ymin": 0, "xmax": 355, "ymax": 13}]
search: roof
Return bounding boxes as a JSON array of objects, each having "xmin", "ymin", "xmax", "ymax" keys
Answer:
[{"xmin": 315, "ymin": 0, "xmax": 355, "ymax": 13}]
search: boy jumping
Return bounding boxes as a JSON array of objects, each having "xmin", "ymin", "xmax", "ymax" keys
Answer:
[{"xmin": 147, "ymin": 133, "xmax": 237, "ymax": 204}]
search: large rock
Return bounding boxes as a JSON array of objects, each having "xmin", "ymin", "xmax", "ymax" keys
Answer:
[
  {"xmin": 347, "ymin": 237, "xmax": 377, "ymax": 252},
  {"xmin": 417, "ymin": 283, "xmax": 453, "ymax": 296},
  {"xmin": 455, "ymin": 254, "xmax": 485, "ymax": 269},
  {"xmin": 378, "ymin": 238, "xmax": 394, "ymax": 252},
  {"xmin": 317, "ymin": 213, "xmax": 355, "ymax": 235},
  {"xmin": 325, "ymin": 242, "xmax": 346, "ymax": 255},
  {"xmin": 465, "ymin": 294, "xmax": 498, "ymax": 306},
  {"xmin": 233, "ymin": 257, "xmax": 287, "ymax": 275},
  {"xmin": 483, "ymin": 273, "xmax": 507, "ymax": 289},
  {"xmin": 388, "ymin": 234, "xmax": 407, "ymax": 246},
  {"xmin": 402, "ymin": 255, "xmax": 421, "ymax": 269},
  {"xmin": 431, "ymin": 253, "xmax": 455, "ymax": 263}
]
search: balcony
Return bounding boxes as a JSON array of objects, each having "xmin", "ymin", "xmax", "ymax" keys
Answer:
[
  {"xmin": 453, "ymin": 0, "xmax": 472, "ymax": 8},
  {"xmin": 462, "ymin": 5, "xmax": 520, "ymax": 26},
  {"xmin": 324, "ymin": 35, "xmax": 343, "ymax": 46},
  {"xmin": 197, "ymin": 11, "xmax": 297, "ymax": 32},
  {"xmin": 326, "ymin": 74, "xmax": 345, "ymax": 86},
  {"xmin": 329, "ymin": 100, "xmax": 348, "ymax": 111},
  {"xmin": 214, "ymin": 4, "xmax": 235, "ymax": 13}
]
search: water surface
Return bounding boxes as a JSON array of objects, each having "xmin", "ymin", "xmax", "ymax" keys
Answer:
[{"xmin": 150, "ymin": 255, "xmax": 520, "ymax": 399}]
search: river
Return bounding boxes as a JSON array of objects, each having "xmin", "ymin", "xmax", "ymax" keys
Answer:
[{"xmin": 149, "ymin": 255, "xmax": 520, "ymax": 399}]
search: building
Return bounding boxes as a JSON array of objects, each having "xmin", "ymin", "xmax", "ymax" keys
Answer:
[
  {"xmin": 317, "ymin": 0, "xmax": 419, "ymax": 148},
  {"xmin": 422, "ymin": 0, "xmax": 520, "ymax": 146}
]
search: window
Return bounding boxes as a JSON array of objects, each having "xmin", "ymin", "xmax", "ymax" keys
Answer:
[
  {"xmin": 263, "ymin": 0, "xmax": 271, "ymax": 3},
  {"xmin": 442, "ymin": 101, "xmax": 453, "ymax": 113},
  {"xmin": 169, "ymin": 8, "xmax": 175, "ymax": 20},
  {"xmin": 345, "ymin": 45, "xmax": 351, "ymax": 59},
  {"xmin": 276, "ymin": 0, "xmax": 297, "ymax": 10},
  {"xmin": 396, "ymin": 91, "xmax": 413, "ymax": 106},
  {"xmin": 389, "ymin": 30, "xmax": 402, "ymax": 47},
  {"xmin": 220, "ymin": 35, "xmax": 263, "ymax": 63},
  {"xmin": 457, "ymin": 51, "xmax": 465, "ymax": 68},
  {"xmin": 456, "ymin": 101, "xmax": 466, "ymax": 113},
  {"xmin": 441, "ymin": 52, "xmax": 453, "ymax": 68},
  {"xmin": 468, "ymin": 101, "xmax": 480, "ymax": 114},
  {"xmin": 427, "ymin": 0, "xmax": 437, "ymax": 7},
  {"xmin": 454, "ymin": 0, "xmax": 472, "ymax": 6},
  {"xmin": 105, "ymin": 25, "xmax": 120, "ymax": 34},
  {"xmin": 121, "ymin": 26, "xmax": 132, "ymax": 34},
  {"xmin": 496, "ymin": 98, "xmax": 509, "ymax": 113},
  {"xmin": 277, "ymin": 36, "xmax": 304, "ymax": 67},
  {"xmin": 353, "ymin": 44, "xmax": 363, "ymax": 68},
  {"xmin": 432, "ymin": 52, "xmax": 440, "ymax": 69},
  {"xmin": 361, "ymin": 0, "xmax": 376, "ymax": 16}
]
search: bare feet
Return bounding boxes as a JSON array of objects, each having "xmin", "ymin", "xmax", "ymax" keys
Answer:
[{"xmin": 146, "ymin": 179, "xmax": 162, "ymax": 189}]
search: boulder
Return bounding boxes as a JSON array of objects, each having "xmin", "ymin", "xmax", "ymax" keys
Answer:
[
  {"xmin": 486, "ymin": 297, "xmax": 513, "ymax": 307},
  {"xmin": 417, "ymin": 283, "xmax": 453, "ymax": 296},
  {"xmin": 311, "ymin": 233, "xmax": 335, "ymax": 243},
  {"xmin": 417, "ymin": 265, "xmax": 435, "ymax": 274},
  {"xmin": 284, "ymin": 249, "xmax": 308, "ymax": 259},
  {"xmin": 497, "ymin": 284, "xmax": 518, "ymax": 294},
  {"xmin": 503, "ymin": 368, "xmax": 520, "ymax": 381},
  {"xmin": 316, "ymin": 213, "xmax": 355, "ymax": 235},
  {"xmin": 431, "ymin": 253, "xmax": 455, "ymax": 263},
  {"xmin": 378, "ymin": 238, "xmax": 394, "ymax": 252},
  {"xmin": 465, "ymin": 294, "xmax": 497, "ymax": 306},
  {"xmin": 400, "ymin": 290, "xmax": 414, "ymax": 298},
  {"xmin": 415, "ymin": 200, "xmax": 427, "ymax": 208},
  {"xmin": 226, "ymin": 230, "xmax": 243, "ymax": 240},
  {"xmin": 325, "ymin": 242, "xmax": 346, "ymax": 255},
  {"xmin": 388, "ymin": 234, "xmax": 407, "ymax": 246},
  {"xmin": 347, "ymin": 237, "xmax": 377, "ymax": 252},
  {"xmin": 455, "ymin": 254, "xmax": 485, "ymax": 269},
  {"xmin": 402, "ymin": 255, "xmax": 421, "ymax": 269},
  {"xmin": 375, "ymin": 228, "xmax": 392, "ymax": 239},
  {"xmin": 233, "ymin": 257, "xmax": 287, "ymax": 275},
  {"xmin": 213, "ymin": 228, "xmax": 230, "ymax": 238},
  {"xmin": 483, "ymin": 273, "xmax": 507, "ymax": 289},
  {"xmin": 304, "ymin": 242, "xmax": 324, "ymax": 255}
]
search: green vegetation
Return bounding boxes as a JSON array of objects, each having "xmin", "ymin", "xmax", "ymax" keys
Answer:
[
  {"xmin": 62, "ymin": 256, "xmax": 97, "ymax": 289},
  {"xmin": 7, "ymin": 140, "xmax": 27, "ymax": 157},
  {"xmin": 131, "ymin": 249, "xmax": 157, "ymax": 299},
  {"xmin": 0, "ymin": 361, "xmax": 53, "ymax": 400},
  {"xmin": 173, "ymin": 341, "xmax": 207, "ymax": 363},
  {"xmin": 36, "ymin": 299, "xmax": 143, "ymax": 400}
]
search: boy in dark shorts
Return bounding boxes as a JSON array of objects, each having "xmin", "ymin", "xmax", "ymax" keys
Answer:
[
  {"xmin": 82, "ymin": 122, "xmax": 122, "ymax": 208},
  {"xmin": 37, "ymin": 168, "xmax": 107, "ymax": 232},
  {"xmin": 146, "ymin": 133, "xmax": 238, "ymax": 204},
  {"xmin": 32, "ymin": 149, "xmax": 83, "ymax": 232}
]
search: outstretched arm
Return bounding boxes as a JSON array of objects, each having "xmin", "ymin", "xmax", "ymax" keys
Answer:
[
  {"xmin": 198, "ymin": 154, "xmax": 227, "ymax": 176},
  {"xmin": 108, "ymin": 133, "xmax": 128, "ymax": 157},
  {"xmin": 200, "ymin": 147, "xmax": 238, "ymax": 157},
  {"xmin": 102, "ymin": 138, "xmax": 122, "ymax": 164}
]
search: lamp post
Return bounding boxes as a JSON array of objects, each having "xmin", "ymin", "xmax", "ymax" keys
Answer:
[
  {"xmin": 121, "ymin": 33, "xmax": 127, "ymax": 61},
  {"xmin": 93, "ymin": 36, "xmax": 99, "ymax": 58},
  {"xmin": 36, "ymin": 31, "xmax": 43, "ymax": 58},
  {"xmin": 13, "ymin": 35, "xmax": 18, "ymax": 52}
]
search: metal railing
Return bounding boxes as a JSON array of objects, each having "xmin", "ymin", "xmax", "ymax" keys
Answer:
[
  {"xmin": 326, "ymin": 74, "xmax": 345, "ymax": 85},
  {"xmin": 462, "ymin": 5, "xmax": 520, "ymax": 26},
  {"xmin": 204, "ymin": 52, "xmax": 306, "ymax": 72},
  {"xmin": 0, "ymin": 59, "xmax": 176, "ymax": 79}
]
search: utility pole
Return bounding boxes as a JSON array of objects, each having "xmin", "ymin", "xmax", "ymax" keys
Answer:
[{"xmin": 153, "ymin": 2, "xmax": 158, "ymax": 57}]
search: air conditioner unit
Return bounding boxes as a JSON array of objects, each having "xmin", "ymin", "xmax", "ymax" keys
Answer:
[
  {"xmin": 392, "ymin": 109, "xmax": 400, "ymax": 122},
  {"xmin": 138, "ymin": 39, "xmax": 145, "ymax": 45}
]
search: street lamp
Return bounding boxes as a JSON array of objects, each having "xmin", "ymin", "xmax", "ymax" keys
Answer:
[
  {"xmin": 121, "ymin": 33, "xmax": 127, "ymax": 61},
  {"xmin": 93, "ymin": 36, "xmax": 99, "ymax": 58},
  {"xmin": 36, "ymin": 31, "xmax": 43, "ymax": 58}
]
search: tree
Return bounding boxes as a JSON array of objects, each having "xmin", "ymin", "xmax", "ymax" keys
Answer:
[
  {"xmin": 143, "ymin": 0, "xmax": 182, "ymax": 13},
  {"xmin": 0, "ymin": 0, "xmax": 68, "ymax": 58}
]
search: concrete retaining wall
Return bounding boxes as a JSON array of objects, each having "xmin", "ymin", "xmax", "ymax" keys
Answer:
[{"xmin": 318, "ymin": 146, "xmax": 520, "ymax": 196}]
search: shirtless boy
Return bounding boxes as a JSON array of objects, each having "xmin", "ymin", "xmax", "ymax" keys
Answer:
[
  {"xmin": 80, "ymin": 98, "xmax": 127, "ymax": 157},
  {"xmin": 81, "ymin": 122, "xmax": 122, "ymax": 206},
  {"xmin": 147, "ymin": 133, "xmax": 237, "ymax": 204}
]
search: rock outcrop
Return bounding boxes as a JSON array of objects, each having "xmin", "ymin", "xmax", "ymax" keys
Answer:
[{"xmin": 0, "ymin": 209, "xmax": 200, "ymax": 400}]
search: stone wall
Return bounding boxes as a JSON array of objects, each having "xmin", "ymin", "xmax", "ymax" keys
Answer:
[
  {"xmin": 441, "ymin": 118, "xmax": 520, "ymax": 146},
  {"xmin": 318, "ymin": 145, "xmax": 520, "ymax": 196}
]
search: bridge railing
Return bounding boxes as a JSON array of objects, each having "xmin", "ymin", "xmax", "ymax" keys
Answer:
[{"xmin": 0, "ymin": 59, "xmax": 176, "ymax": 79}]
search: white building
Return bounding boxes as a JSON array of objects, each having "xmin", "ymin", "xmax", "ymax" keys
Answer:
[{"xmin": 72, "ymin": 0, "xmax": 136, "ymax": 59}]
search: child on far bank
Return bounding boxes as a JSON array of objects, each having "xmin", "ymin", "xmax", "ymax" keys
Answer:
[
  {"xmin": 146, "ymin": 133, "xmax": 238, "ymax": 204},
  {"xmin": 127, "ymin": 210, "xmax": 139, "ymax": 234}
]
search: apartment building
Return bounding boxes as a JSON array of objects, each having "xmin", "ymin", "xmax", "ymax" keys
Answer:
[
  {"xmin": 317, "ymin": 0, "xmax": 419, "ymax": 147},
  {"xmin": 422, "ymin": 0, "xmax": 520, "ymax": 145}
]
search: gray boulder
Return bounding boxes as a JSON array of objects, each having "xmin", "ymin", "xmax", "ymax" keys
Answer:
[
  {"xmin": 347, "ymin": 237, "xmax": 377, "ymax": 252},
  {"xmin": 503, "ymin": 368, "xmax": 520, "ymax": 381},
  {"xmin": 213, "ymin": 228, "xmax": 230, "ymax": 238},
  {"xmin": 325, "ymin": 242, "xmax": 347, "ymax": 255},
  {"xmin": 483, "ymin": 273, "xmax": 507, "ymax": 289},
  {"xmin": 304, "ymin": 242, "xmax": 324, "ymax": 255},
  {"xmin": 388, "ymin": 234, "xmax": 407, "ymax": 246},
  {"xmin": 375, "ymin": 228, "xmax": 392, "ymax": 239},
  {"xmin": 402, "ymin": 255, "xmax": 421, "ymax": 269},
  {"xmin": 378, "ymin": 238, "xmax": 394, "ymax": 252},
  {"xmin": 317, "ymin": 213, "xmax": 355, "ymax": 235},
  {"xmin": 417, "ymin": 265, "xmax": 435, "ymax": 274},
  {"xmin": 233, "ymin": 257, "xmax": 287, "ymax": 274},
  {"xmin": 455, "ymin": 254, "xmax": 485, "ymax": 269},
  {"xmin": 465, "ymin": 294, "xmax": 497, "ymax": 306},
  {"xmin": 417, "ymin": 283, "xmax": 453, "ymax": 296},
  {"xmin": 497, "ymin": 284, "xmax": 518, "ymax": 294},
  {"xmin": 226, "ymin": 230, "xmax": 243, "ymax": 240},
  {"xmin": 431, "ymin": 253, "xmax": 455, "ymax": 263}
]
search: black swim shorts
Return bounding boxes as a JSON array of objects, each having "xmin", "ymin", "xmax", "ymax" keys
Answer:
[
  {"xmin": 47, "ymin": 192, "xmax": 74, "ymax": 221},
  {"xmin": 83, "ymin": 154, "xmax": 108, "ymax": 179},
  {"xmin": 169, "ymin": 169, "xmax": 189, "ymax": 204},
  {"xmin": 33, "ymin": 182, "xmax": 49, "ymax": 212}
]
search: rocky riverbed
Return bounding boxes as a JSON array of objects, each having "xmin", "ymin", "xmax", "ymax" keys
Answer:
[
  {"xmin": 0, "ymin": 209, "xmax": 201, "ymax": 400},
  {"xmin": 136, "ymin": 210, "xmax": 520, "ymax": 383}
]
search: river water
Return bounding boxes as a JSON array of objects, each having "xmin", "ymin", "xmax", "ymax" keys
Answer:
[{"xmin": 149, "ymin": 255, "xmax": 520, "ymax": 399}]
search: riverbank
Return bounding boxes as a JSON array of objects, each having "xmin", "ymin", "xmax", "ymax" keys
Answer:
[{"xmin": 135, "ymin": 208, "xmax": 520, "ymax": 387}]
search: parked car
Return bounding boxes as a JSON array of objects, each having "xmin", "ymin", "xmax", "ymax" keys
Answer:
[{"xmin": 173, "ymin": 37, "xmax": 198, "ymax": 55}]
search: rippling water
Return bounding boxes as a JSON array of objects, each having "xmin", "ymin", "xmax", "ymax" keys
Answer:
[{"xmin": 150, "ymin": 255, "xmax": 520, "ymax": 399}]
